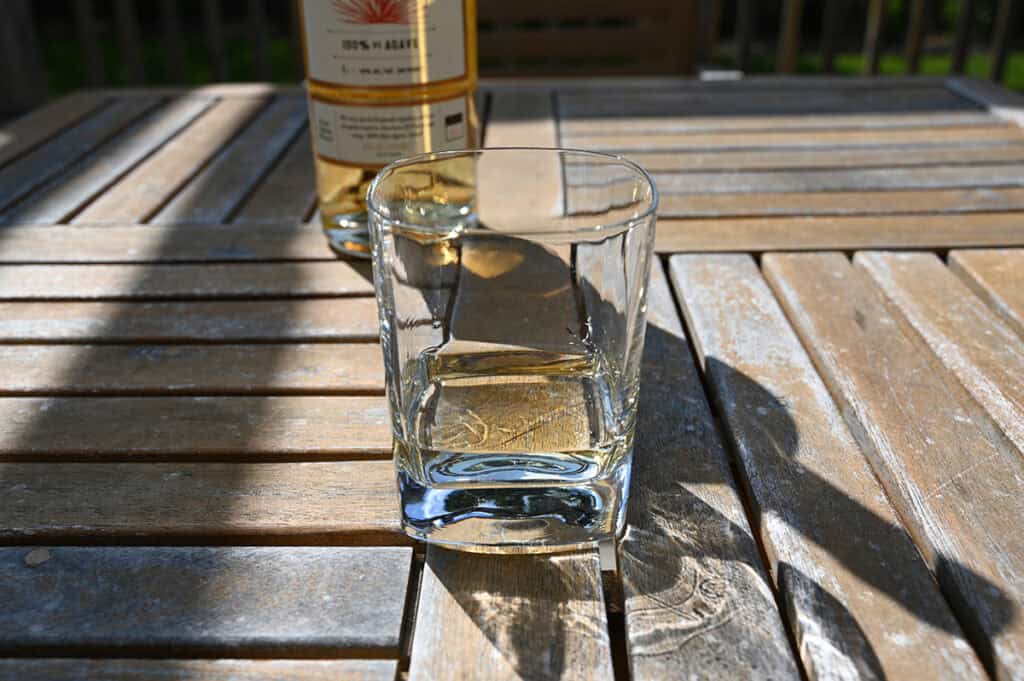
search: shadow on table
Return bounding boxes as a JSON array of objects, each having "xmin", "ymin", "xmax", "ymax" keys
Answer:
[
  {"xmin": 0, "ymin": 91, "xmax": 383, "ymax": 660},
  {"xmin": 430, "ymin": 305, "xmax": 1014, "ymax": 679}
]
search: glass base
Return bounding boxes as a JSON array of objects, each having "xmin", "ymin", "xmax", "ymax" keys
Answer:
[
  {"xmin": 397, "ymin": 450, "xmax": 632, "ymax": 554},
  {"xmin": 322, "ymin": 211, "xmax": 372, "ymax": 260}
]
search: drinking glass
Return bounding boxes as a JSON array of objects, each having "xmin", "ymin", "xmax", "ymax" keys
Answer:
[{"xmin": 367, "ymin": 148, "xmax": 657, "ymax": 552}]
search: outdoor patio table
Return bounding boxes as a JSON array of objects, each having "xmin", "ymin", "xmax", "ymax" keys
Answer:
[{"xmin": 0, "ymin": 76, "xmax": 1021, "ymax": 681}]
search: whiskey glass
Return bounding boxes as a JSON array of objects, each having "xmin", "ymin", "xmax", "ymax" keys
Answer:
[{"xmin": 367, "ymin": 148, "xmax": 657, "ymax": 552}]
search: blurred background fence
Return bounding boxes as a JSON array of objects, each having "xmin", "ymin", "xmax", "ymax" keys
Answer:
[{"xmin": 2, "ymin": 0, "xmax": 1021, "ymax": 115}]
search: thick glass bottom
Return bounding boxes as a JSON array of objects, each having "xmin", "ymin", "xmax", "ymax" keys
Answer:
[
  {"xmin": 322, "ymin": 210, "xmax": 372, "ymax": 259},
  {"xmin": 397, "ymin": 450, "xmax": 632, "ymax": 553}
]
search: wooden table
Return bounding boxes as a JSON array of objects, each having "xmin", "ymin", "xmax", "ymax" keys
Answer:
[{"xmin": 0, "ymin": 76, "xmax": 1021, "ymax": 681}]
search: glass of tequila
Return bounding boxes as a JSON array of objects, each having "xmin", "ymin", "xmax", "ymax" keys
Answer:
[{"xmin": 367, "ymin": 148, "xmax": 657, "ymax": 552}]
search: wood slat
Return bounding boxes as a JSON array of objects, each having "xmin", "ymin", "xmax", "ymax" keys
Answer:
[
  {"xmin": 73, "ymin": 0, "xmax": 105, "ymax": 85},
  {"xmin": 0, "ymin": 298, "xmax": 379, "ymax": 342},
  {"xmin": 409, "ymin": 548, "xmax": 614, "ymax": 681},
  {"xmin": 202, "ymin": 1, "xmax": 229, "ymax": 81},
  {"xmin": 0, "ymin": 1, "xmax": 46, "ymax": 112},
  {"xmin": 0, "ymin": 93, "xmax": 107, "ymax": 169},
  {"xmin": 0, "ymin": 546, "xmax": 410, "ymax": 655},
  {"xmin": 671, "ymin": 254, "xmax": 984, "ymax": 680},
  {"xmin": 152, "ymin": 97, "xmax": 307, "ymax": 224},
  {"xmin": 654, "ymin": 213, "xmax": 1024, "ymax": 252},
  {"xmin": 0, "ymin": 659, "xmax": 398, "ymax": 681},
  {"xmin": 0, "ymin": 461, "xmax": 399, "ymax": 542},
  {"xmin": 863, "ymin": 0, "xmax": 885, "ymax": 75},
  {"xmin": 74, "ymin": 97, "xmax": 270, "ymax": 224},
  {"xmin": 159, "ymin": 0, "xmax": 187, "ymax": 82},
  {"xmin": 0, "ymin": 97, "xmax": 215, "ymax": 224},
  {"xmin": 658, "ymin": 187, "xmax": 1024, "ymax": 218},
  {"xmin": 0, "ymin": 262, "xmax": 372, "ymax": 300},
  {"xmin": 0, "ymin": 343, "xmax": 385, "ymax": 395},
  {"xmin": 0, "ymin": 98, "xmax": 159, "ymax": 214},
  {"xmin": 114, "ymin": 0, "xmax": 145, "ymax": 84},
  {"xmin": 0, "ymin": 225, "xmax": 329, "ymax": 263},
  {"xmin": 619, "ymin": 260, "xmax": 799, "ymax": 679},
  {"xmin": 952, "ymin": 0, "xmax": 976, "ymax": 73},
  {"xmin": 949, "ymin": 249, "xmax": 1024, "ymax": 338},
  {"xmin": 557, "ymin": 86, "xmax": 978, "ymax": 117},
  {"xmin": 857, "ymin": 252, "xmax": 1024, "ymax": 454},
  {"xmin": 233, "ymin": 129, "xmax": 317, "ymax": 224},
  {"xmin": 904, "ymin": 0, "xmax": 928, "ymax": 73},
  {"xmin": 560, "ymin": 111, "xmax": 1001, "ymax": 135},
  {"xmin": 820, "ymin": 0, "xmax": 841, "ymax": 71},
  {"xmin": 616, "ymin": 144, "xmax": 1024, "ymax": 172},
  {"xmin": 990, "ymin": 0, "xmax": 1017, "ymax": 82},
  {"xmin": 776, "ymin": 0, "xmax": 803, "ymax": 73},
  {"xmin": 946, "ymin": 76, "xmax": 1024, "ymax": 127},
  {"xmin": 736, "ymin": 0, "xmax": 752, "ymax": 71},
  {"xmin": 479, "ymin": 26, "xmax": 670, "ymax": 62},
  {"xmin": 0, "ymin": 396, "xmax": 389, "ymax": 459},
  {"xmin": 561, "ymin": 125, "xmax": 1020, "ymax": 151},
  {"xmin": 248, "ymin": 0, "xmax": 272, "ymax": 81},
  {"xmin": 764, "ymin": 252, "xmax": 1024, "ymax": 680},
  {"xmin": 647, "ymin": 164, "xmax": 1024, "ymax": 194}
]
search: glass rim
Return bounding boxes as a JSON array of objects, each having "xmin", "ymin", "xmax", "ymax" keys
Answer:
[{"xmin": 365, "ymin": 146, "xmax": 659, "ymax": 236}]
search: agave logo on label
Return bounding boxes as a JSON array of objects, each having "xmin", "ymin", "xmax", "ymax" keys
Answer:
[{"xmin": 332, "ymin": 0, "xmax": 417, "ymax": 24}]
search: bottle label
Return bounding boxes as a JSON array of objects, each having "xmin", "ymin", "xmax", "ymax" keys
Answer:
[
  {"xmin": 302, "ymin": 0, "xmax": 467, "ymax": 87},
  {"xmin": 311, "ymin": 95, "xmax": 470, "ymax": 166}
]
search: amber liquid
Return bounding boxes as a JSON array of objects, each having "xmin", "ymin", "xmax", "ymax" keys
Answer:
[{"xmin": 299, "ymin": 0, "xmax": 479, "ymax": 257}]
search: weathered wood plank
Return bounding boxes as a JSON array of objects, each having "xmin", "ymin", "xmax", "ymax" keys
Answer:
[
  {"xmin": 0, "ymin": 262, "xmax": 372, "ymax": 300},
  {"xmin": 561, "ymin": 125, "xmax": 1021, "ymax": 151},
  {"xmin": 0, "ymin": 659, "xmax": 398, "ymax": 681},
  {"xmin": 764, "ymin": 252, "xmax": 1022, "ymax": 680},
  {"xmin": 233, "ymin": 128, "xmax": 317, "ymax": 224},
  {"xmin": 0, "ymin": 343, "xmax": 384, "ymax": 395},
  {"xmin": 857, "ymin": 252, "xmax": 1024, "ymax": 454},
  {"xmin": 0, "ymin": 97, "xmax": 215, "ymax": 224},
  {"xmin": 484, "ymin": 90, "xmax": 556, "ymax": 146},
  {"xmin": 152, "ymin": 97, "xmax": 307, "ymax": 224},
  {"xmin": 73, "ymin": 97, "xmax": 271, "ymax": 224},
  {"xmin": 0, "ymin": 98, "xmax": 159, "ymax": 213},
  {"xmin": 0, "ymin": 93, "xmax": 106, "ymax": 169},
  {"xmin": 0, "ymin": 396, "xmax": 390, "ymax": 459},
  {"xmin": 616, "ymin": 143, "xmax": 1024, "ymax": 172},
  {"xmin": 646, "ymin": 163, "xmax": 1024, "ymax": 194},
  {"xmin": 619, "ymin": 260, "xmax": 799, "ymax": 679},
  {"xmin": 0, "ymin": 547, "xmax": 410, "ymax": 655},
  {"xmin": 0, "ymin": 299, "xmax": 379, "ymax": 342},
  {"xmin": 0, "ymin": 225, "xmax": 328, "ymax": 263},
  {"xmin": 560, "ymin": 111, "xmax": 1001, "ymax": 135},
  {"xmin": 557, "ymin": 86, "xmax": 979, "ymax": 118},
  {"xmin": 671, "ymin": 253, "xmax": 984, "ymax": 680},
  {"xmin": 410, "ymin": 548, "xmax": 614, "ymax": 681},
  {"xmin": 949, "ymin": 249, "xmax": 1024, "ymax": 338},
  {"xmin": 654, "ymin": 213, "xmax": 1024, "ymax": 252},
  {"xmin": 947, "ymin": 76, "xmax": 1024, "ymax": 127},
  {"xmin": 0, "ymin": 461, "xmax": 400, "ymax": 542},
  {"xmin": 659, "ymin": 187, "xmax": 1024, "ymax": 218}
]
